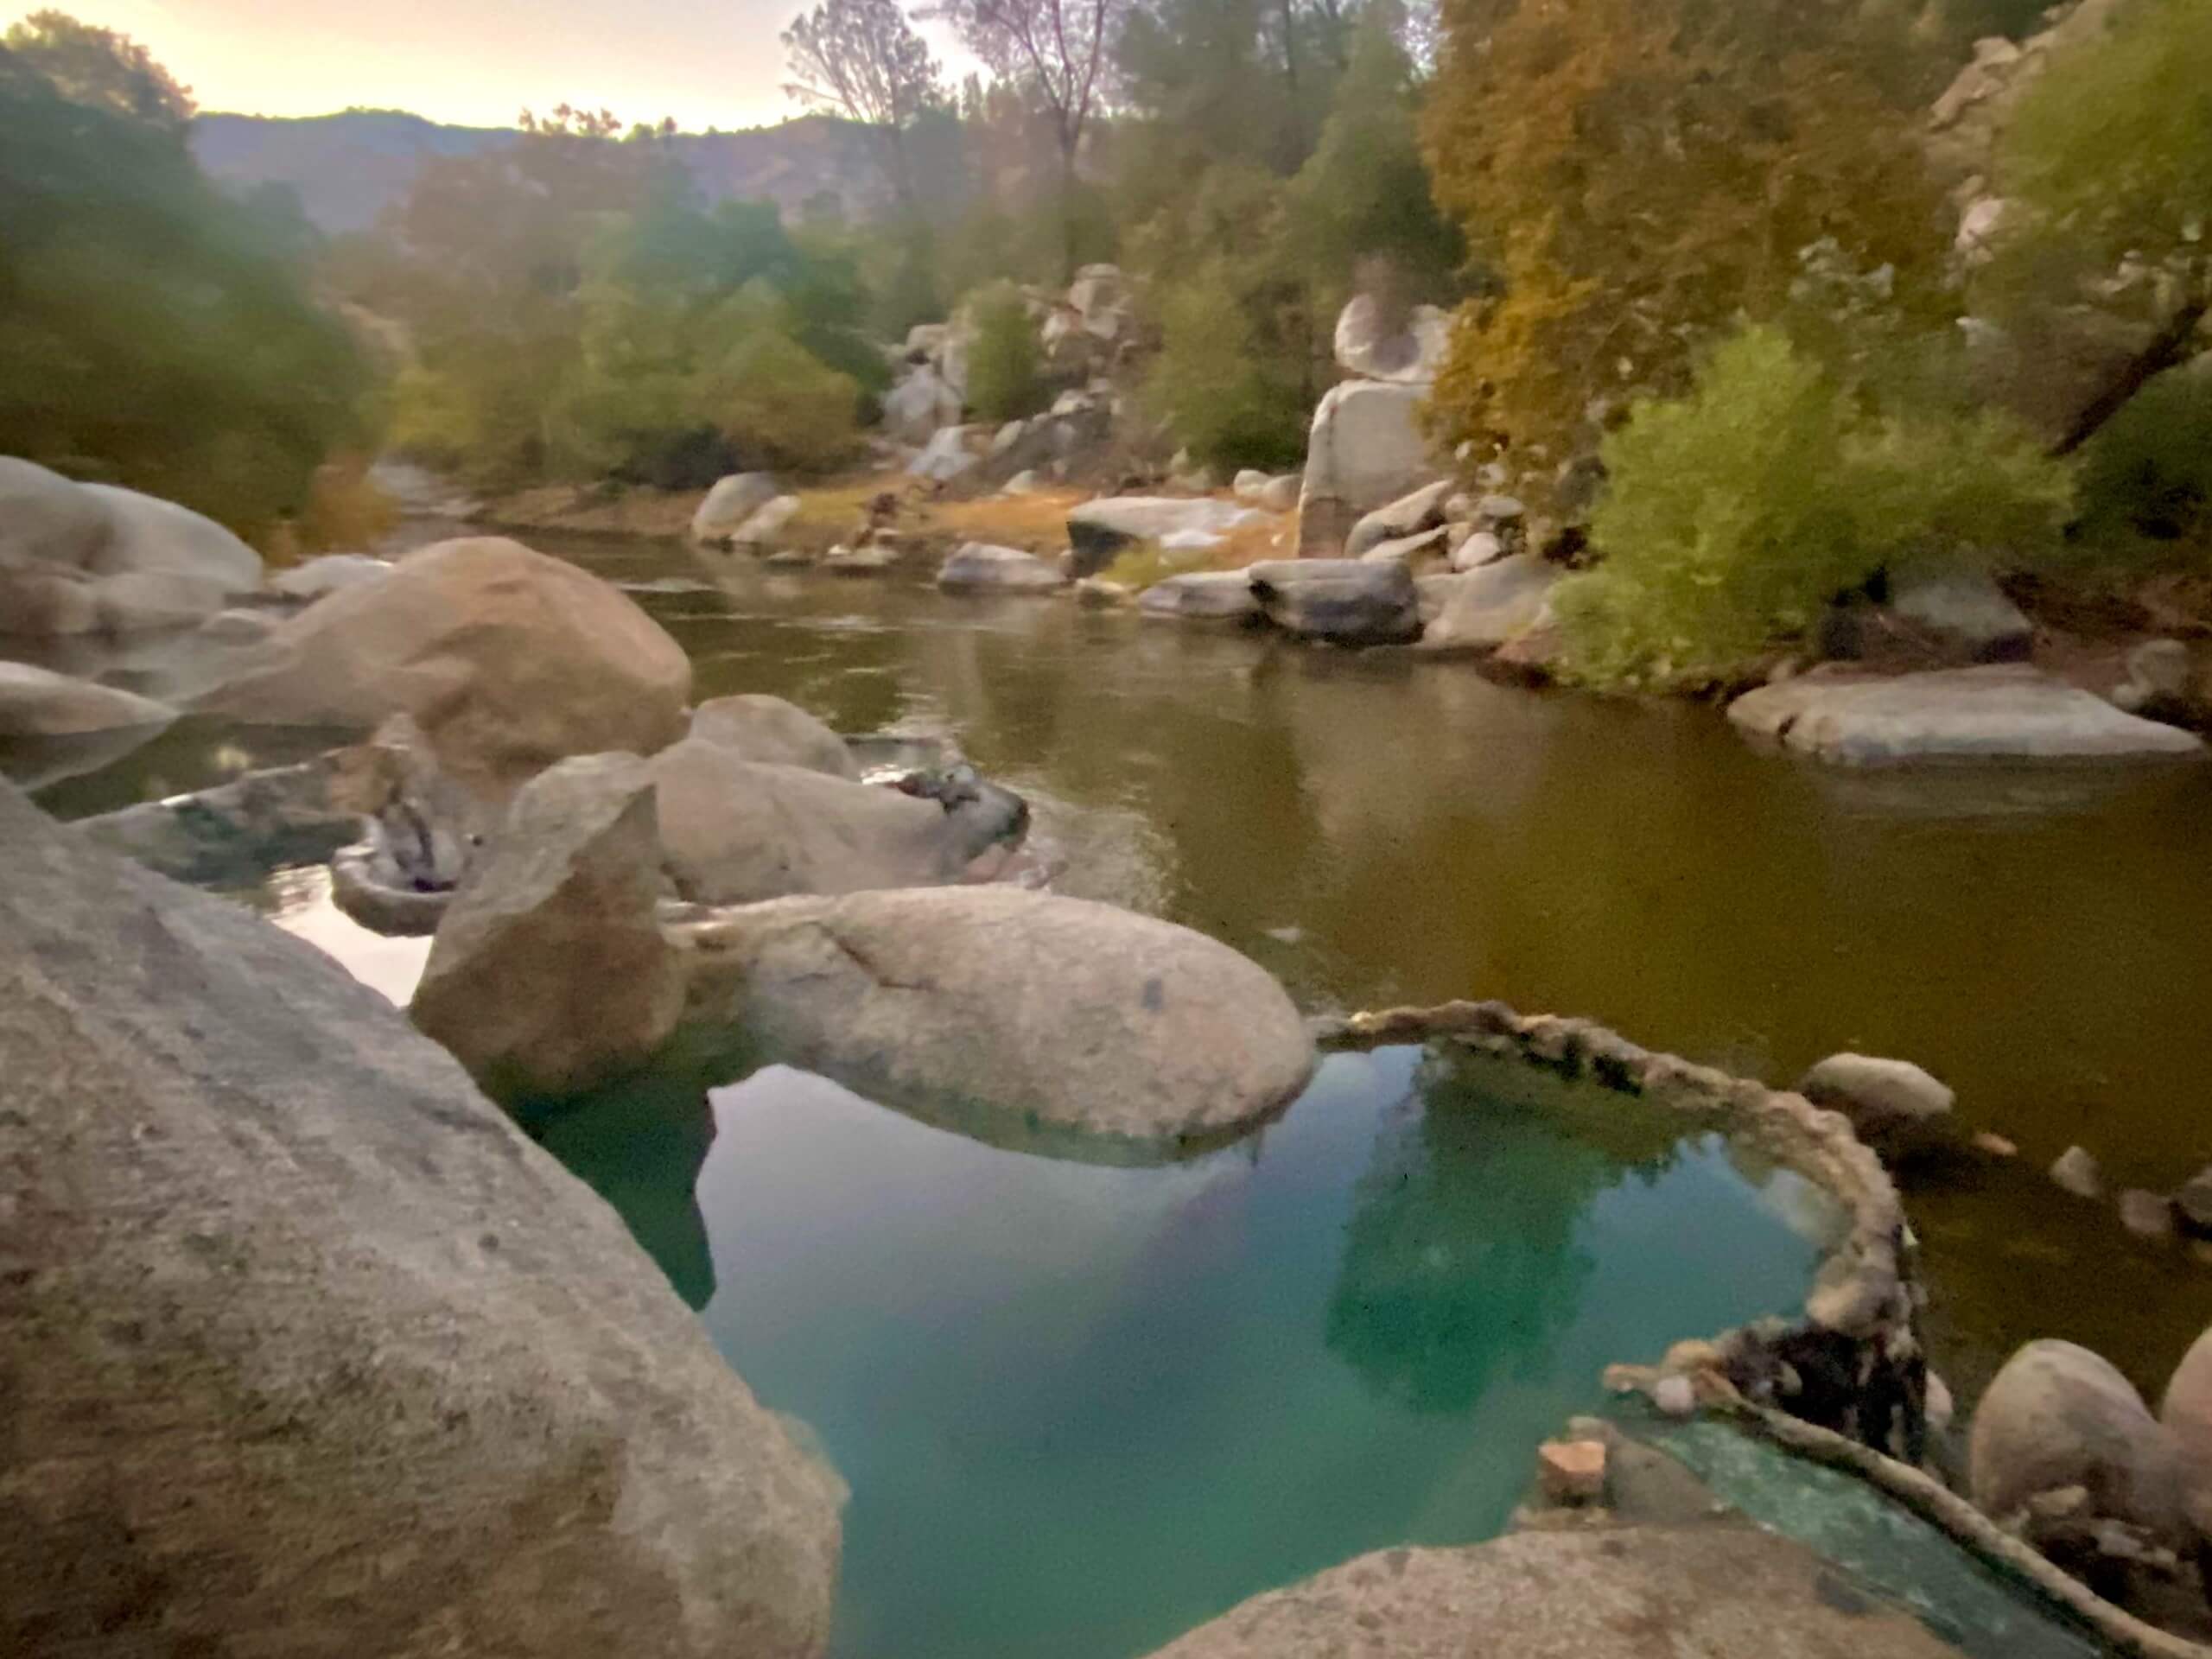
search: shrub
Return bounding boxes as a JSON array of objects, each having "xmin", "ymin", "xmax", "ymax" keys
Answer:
[
  {"xmin": 963, "ymin": 281, "xmax": 1046, "ymax": 423},
  {"xmin": 2073, "ymin": 365, "xmax": 2212, "ymax": 561},
  {"xmin": 690, "ymin": 327, "xmax": 861, "ymax": 474},
  {"xmin": 1143, "ymin": 264, "xmax": 1308, "ymax": 472},
  {"xmin": 1554, "ymin": 326, "xmax": 2071, "ymax": 688}
]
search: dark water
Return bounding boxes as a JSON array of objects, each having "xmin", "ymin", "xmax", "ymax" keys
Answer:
[
  {"xmin": 542, "ymin": 1042, "xmax": 1830, "ymax": 1659},
  {"xmin": 16, "ymin": 535, "xmax": 2212, "ymax": 1400}
]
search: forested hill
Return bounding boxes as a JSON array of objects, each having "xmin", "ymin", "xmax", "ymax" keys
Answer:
[{"xmin": 192, "ymin": 109, "xmax": 884, "ymax": 232}]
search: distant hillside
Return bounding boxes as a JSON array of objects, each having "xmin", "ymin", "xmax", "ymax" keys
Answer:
[{"xmin": 192, "ymin": 109, "xmax": 887, "ymax": 234}]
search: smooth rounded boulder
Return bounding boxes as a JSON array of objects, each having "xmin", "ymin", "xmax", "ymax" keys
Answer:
[
  {"xmin": 1968, "ymin": 1339, "xmax": 2184, "ymax": 1542},
  {"xmin": 937, "ymin": 542, "xmax": 1066, "ymax": 593},
  {"xmin": 651, "ymin": 737, "xmax": 1024, "ymax": 904},
  {"xmin": 690, "ymin": 472, "xmax": 783, "ymax": 543},
  {"xmin": 678, "ymin": 886, "xmax": 1316, "ymax": 1154},
  {"xmin": 0, "ymin": 457, "xmax": 263, "ymax": 635},
  {"xmin": 687, "ymin": 694, "xmax": 859, "ymax": 779},
  {"xmin": 197, "ymin": 537, "xmax": 692, "ymax": 800},
  {"xmin": 410, "ymin": 754, "xmax": 686, "ymax": 1097},
  {"xmin": 1248, "ymin": 559, "xmax": 1421, "ymax": 646},
  {"xmin": 0, "ymin": 778, "xmax": 842, "ymax": 1657},
  {"xmin": 1795, "ymin": 1052, "xmax": 1957, "ymax": 1161},
  {"xmin": 2159, "ymin": 1324, "xmax": 2212, "ymax": 1541}
]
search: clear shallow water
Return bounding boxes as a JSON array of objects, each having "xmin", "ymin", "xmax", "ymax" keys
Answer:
[
  {"xmin": 539, "ymin": 1043, "xmax": 1833, "ymax": 1659},
  {"xmin": 16, "ymin": 530, "xmax": 2212, "ymax": 1401}
]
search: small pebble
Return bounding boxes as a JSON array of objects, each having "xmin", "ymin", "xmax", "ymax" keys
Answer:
[
  {"xmin": 1535, "ymin": 1439, "xmax": 1609, "ymax": 1505},
  {"xmin": 1972, "ymin": 1131, "xmax": 2018, "ymax": 1159},
  {"xmin": 2050, "ymin": 1145, "xmax": 2102, "ymax": 1200},
  {"xmin": 1654, "ymin": 1374, "xmax": 1697, "ymax": 1418}
]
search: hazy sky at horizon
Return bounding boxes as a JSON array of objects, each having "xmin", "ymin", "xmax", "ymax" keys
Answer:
[{"xmin": 6, "ymin": 0, "xmax": 978, "ymax": 130}]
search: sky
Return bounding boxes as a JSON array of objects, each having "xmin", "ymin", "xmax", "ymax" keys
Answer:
[{"xmin": 9, "ymin": 0, "xmax": 978, "ymax": 131}]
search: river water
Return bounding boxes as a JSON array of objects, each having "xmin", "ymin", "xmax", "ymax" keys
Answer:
[{"xmin": 12, "ymin": 528, "xmax": 2212, "ymax": 1650}]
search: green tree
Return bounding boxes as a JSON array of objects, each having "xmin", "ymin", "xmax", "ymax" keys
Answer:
[
  {"xmin": 1144, "ymin": 261, "xmax": 1308, "ymax": 469},
  {"xmin": 0, "ymin": 41, "xmax": 367, "ymax": 541},
  {"xmin": 1420, "ymin": 0, "xmax": 1953, "ymax": 491},
  {"xmin": 3, "ymin": 9, "xmax": 193, "ymax": 139},
  {"xmin": 1985, "ymin": 0, "xmax": 2212, "ymax": 454}
]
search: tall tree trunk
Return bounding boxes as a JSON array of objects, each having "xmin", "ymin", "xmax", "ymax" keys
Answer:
[
  {"xmin": 2052, "ymin": 291, "xmax": 2209, "ymax": 457},
  {"xmin": 1058, "ymin": 128, "xmax": 1079, "ymax": 283}
]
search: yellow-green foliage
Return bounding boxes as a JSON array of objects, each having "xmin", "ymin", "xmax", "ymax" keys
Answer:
[
  {"xmin": 1420, "ymin": 0, "xmax": 1953, "ymax": 483},
  {"xmin": 963, "ymin": 281, "xmax": 1046, "ymax": 423},
  {"xmin": 1554, "ymin": 327, "xmax": 2072, "ymax": 688},
  {"xmin": 1143, "ymin": 261, "xmax": 1307, "ymax": 471},
  {"xmin": 692, "ymin": 328, "xmax": 861, "ymax": 474}
]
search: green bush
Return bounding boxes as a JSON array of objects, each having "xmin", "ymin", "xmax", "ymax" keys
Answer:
[
  {"xmin": 1143, "ymin": 263, "xmax": 1308, "ymax": 471},
  {"xmin": 963, "ymin": 281, "xmax": 1047, "ymax": 423},
  {"xmin": 690, "ymin": 327, "xmax": 861, "ymax": 474},
  {"xmin": 1555, "ymin": 326, "xmax": 2072, "ymax": 688},
  {"xmin": 2074, "ymin": 365, "xmax": 2212, "ymax": 560}
]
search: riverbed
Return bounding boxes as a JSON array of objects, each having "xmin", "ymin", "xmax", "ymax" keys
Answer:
[{"xmin": 15, "ymin": 529, "xmax": 2212, "ymax": 1573}]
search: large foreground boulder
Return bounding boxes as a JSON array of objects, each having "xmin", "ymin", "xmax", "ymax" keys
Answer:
[
  {"xmin": 2159, "ymin": 1325, "xmax": 2212, "ymax": 1542},
  {"xmin": 0, "ymin": 457, "xmax": 263, "ymax": 635},
  {"xmin": 1968, "ymin": 1339, "xmax": 2185, "ymax": 1542},
  {"xmin": 1066, "ymin": 498, "xmax": 1266, "ymax": 578},
  {"xmin": 1728, "ymin": 666, "xmax": 2204, "ymax": 765},
  {"xmin": 649, "ymin": 737, "xmax": 1025, "ymax": 904},
  {"xmin": 1296, "ymin": 382, "xmax": 1435, "ymax": 556},
  {"xmin": 1141, "ymin": 1527, "xmax": 1964, "ymax": 1659},
  {"xmin": 1248, "ymin": 558, "xmax": 1421, "ymax": 646},
  {"xmin": 681, "ymin": 887, "xmax": 1314, "ymax": 1153},
  {"xmin": 410, "ymin": 755, "xmax": 686, "ymax": 1097},
  {"xmin": 198, "ymin": 537, "xmax": 693, "ymax": 799},
  {"xmin": 0, "ymin": 779, "xmax": 842, "ymax": 1656}
]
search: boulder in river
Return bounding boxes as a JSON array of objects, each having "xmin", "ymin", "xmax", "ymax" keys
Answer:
[
  {"xmin": 688, "ymin": 693, "xmax": 859, "ymax": 779},
  {"xmin": 411, "ymin": 753, "xmax": 685, "ymax": 1096},
  {"xmin": 690, "ymin": 473, "xmax": 783, "ymax": 543},
  {"xmin": 650, "ymin": 737, "xmax": 1025, "ymax": 904},
  {"xmin": 0, "ymin": 777, "xmax": 842, "ymax": 1657},
  {"xmin": 0, "ymin": 660, "xmax": 175, "ymax": 736},
  {"xmin": 1795, "ymin": 1052, "xmax": 1957, "ymax": 1162},
  {"xmin": 1248, "ymin": 558, "xmax": 1421, "ymax": 646},
  {"xmin": 1889, "ymin": 568, "xmax": 2033, "ymax": 663},
  {"xmin": 0, "ymin": 457, "xmax": 263, "ymax": 635},
  {"xmin": 937, "ymin": 541, "xmax": 1067, "ymax": 593},
  {"xmin": 679, "ymin": 886, "xmax": 1314, "ymax": 1155},
  {"xmin": 1296, "ymin": 382, "xmax": 1436, "ymax": 556},
  {"xmin": 1139, "ymin": 1527, "xmax": 1965, "ymax": 1659},
  {"xmin": 1138, "ymin": 570, "xmax": 1263, "ymax": 622},
  {"xmin": 1726, "ymin": 665, "xmax": 2205, "ymax": 765},
  {"xmin": 1066, "ymin": 497, "xmax": 1267, "ymax": 578},
  {"xmin": 1345, "ymin": 480, "xmax": 1454, "ymax": 559},
  {"xmin": 197, "ymin": 537, "xmax": 692, "ymax": 801},
  {"xmin": 1414, "ymin": 555, "xmax": 1557, "ymax": 657},
  {"xmin": 1967, "ymin": 1339, "xmax": 2185, "ymax": 1543}
]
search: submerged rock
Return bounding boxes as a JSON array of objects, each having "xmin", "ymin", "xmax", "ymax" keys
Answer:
[
  {"xmin": 0, "ymin": 660, "xmax": 175, "ymax": 737},
  {"xmin": 1796, "ymin": 1052, "xmax": 1956, "ymax": 1162},
  {"xmin": 0, "ymin": 778, "xmax": 842, "ymax": 1657},
  {"xmin": 650, "ymin": 737, "xmax": 1024, "ymax": 904},
  {"xmin": 411, "ymin": 753, "xmax": 684, "ymax": 1096},
  {"xmin": 681, "ymin": 887, "xmax": 1313, "ymax": 1153},
  {"xmin": 688, "ymin": 694, "xmax": 859, "ymax": 779},
  {"xmin": 1968, "ymin": 1339, "xmax": 2184, "ymax": 1544},
  {"xmin": 1139, "ymin": 570, "xmax": 1262, "ymax": 622},
  {"xmin": 1139, "ymin": 1527, "xmax": 1964, "ymax": 1659},
  {"xmin": 197, "ymin": 537, "xmax": 692, "ymax": 800},
  {"xmin": 1727, "ymin": 666, "xmax": 2205, "ymax": 765},
  {"xmin": 937, "ymin": 541, "xmax": 1066, "ymax": 593},
  {"xmin": 1248, "ymin": 558, "xmax": 1421, "ymax": 646},
  {"xmin": 75, "ymin": 758, "xmax": 364, "ymax": 887},
  {"xmin": 0, "ymin": 457, "xmax": 263, "ymax": 635}
]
